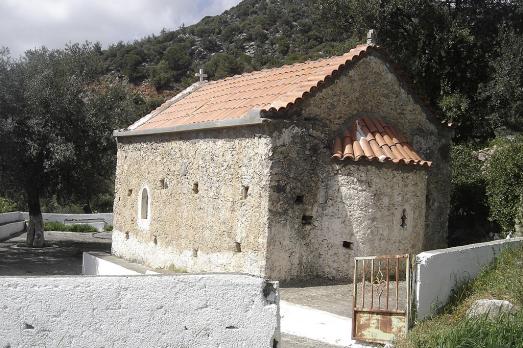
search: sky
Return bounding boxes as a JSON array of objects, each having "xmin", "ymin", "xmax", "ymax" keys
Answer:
[{"xmin": 0, "ymin": 0, "xmax": 242, "ymax": 56}]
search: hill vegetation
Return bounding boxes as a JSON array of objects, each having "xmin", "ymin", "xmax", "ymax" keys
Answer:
[
  {"xmin": 1, "ymin": 0, "xmax": 523, "ymax": 245},
  {"xmin": 398, "ymin": 244, "xmax": 523, "ymax": 347}
]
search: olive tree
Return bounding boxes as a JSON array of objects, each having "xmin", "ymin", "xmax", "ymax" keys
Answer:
[{"xmin": 0, "ymin": 43, "xmax": 149, "ymax": 247}]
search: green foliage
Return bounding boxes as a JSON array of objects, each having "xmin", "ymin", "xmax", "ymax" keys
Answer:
[
  {"xmin": 481, "ymin": 27, "xmax": 523, "ymax": 134},
  {"xmin": 0, "ymin": 197, "xmax": 17, "ymax": 213},
  {"xmin": 164, "ymin": 43, "xmax": 191, "ymax": 71},
  {"xmin": 44, "ymin": 221, "xmax": 98, "ymax": 233},
  {"xmin": 449, "ymin": 144, "xmax": 494, "ymax": 245},
  {"xmin": 484, "ymin": 137, "xmax": 523, "ymax": 235},
  {"xmin": 404, "ymin": 312, "xmax": 523, "ymax": 348},
  {"xmin": 150, "ymin": 60, "xmax": 173, "ymax": 89},
  {"xmin": 204, "ymin": 53, "xmax": 247, "ymax": 79},
  {"xmin": 398, "ymin": 245, "xmax": 523, "ymax": 348},
  {"xmin": 0, "ymin": 43, "xmax": 151, "ymax": 245}
]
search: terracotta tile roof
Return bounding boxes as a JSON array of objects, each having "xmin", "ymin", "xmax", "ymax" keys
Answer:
[
  {"xmin": 134, "ymin": 44, "xmax": 372, "ymax": 131},
  {"xmin": 332, "ymin": 117, "xmax": 432, "ymax": 167}
]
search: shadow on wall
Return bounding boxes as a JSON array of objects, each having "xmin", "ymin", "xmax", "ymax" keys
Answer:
[{"xmin": 265, "ymin": 126, "xmax": 428, "ymax": 282}]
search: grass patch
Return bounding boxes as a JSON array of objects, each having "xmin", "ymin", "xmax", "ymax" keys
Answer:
[
  {"xmin": 44, "ymin": 221, "xmax": 98, "ymax": 233},
  {"xmin": 398, "ymin": 245, "xmax": 523, "ymax": 348},
  {"xmin": 104, "ymin": 224, "xmax": 113, "ymax": 232}
]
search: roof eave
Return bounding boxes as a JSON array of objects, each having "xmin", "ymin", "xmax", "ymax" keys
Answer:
[{"xmin": 113, "ymin": 109, "xmax": 265, "ymax": 138}]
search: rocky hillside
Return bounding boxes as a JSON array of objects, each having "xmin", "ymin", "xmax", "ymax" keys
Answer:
[{"xmin": 103, "ymin": 0, "xmax": 358, "ymax": 91}]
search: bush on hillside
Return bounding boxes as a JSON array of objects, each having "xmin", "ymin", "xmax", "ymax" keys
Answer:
[
  {"xmin": 484, "ymin": 136, "xmax": 523, "ymax": 236},
  {"xmin": 0, "ymin": 197, "xmax": 17, "ymax": 213}
]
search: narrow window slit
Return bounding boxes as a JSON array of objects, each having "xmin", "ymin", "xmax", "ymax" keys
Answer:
[
  {"xmin": 400, "ymin": 209, "xmax": 407, "ymax": 228},
  {"xmin": 241, "ymin": 186, "xmax": 249, "ymax": 200},
  {"xmin": 301, "ymin": 215, "xmax": 313, "ymax": 225},
  {"xmin": 140, "ymin": 188, "xmax": 149, "ymax": 220}
]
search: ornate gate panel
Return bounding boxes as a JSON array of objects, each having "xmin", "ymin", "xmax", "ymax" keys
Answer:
[{"xmin": 352, "ymin": 254, "xmax": 411, "ymax": 344}]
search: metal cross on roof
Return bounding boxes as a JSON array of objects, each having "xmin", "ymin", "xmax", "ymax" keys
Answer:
[{"xmin": 195, "ymin": 68, "xmax": 208, "ymax": 82}]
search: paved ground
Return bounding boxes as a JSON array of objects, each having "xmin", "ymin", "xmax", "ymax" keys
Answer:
[
  {"xmin": 280, "ymin": 281, "xmax": 353, "ymax": 317},
  {"xmin": 280, "ymin": 279, "xmax": 408, "ymax": 318},
  {"xmin": 0, "ymin": 231, "xmax": 111, "ymax": 276},
  {"xmin": 281, "ymin": 334, "xmax": 342, "ymax": 348}
]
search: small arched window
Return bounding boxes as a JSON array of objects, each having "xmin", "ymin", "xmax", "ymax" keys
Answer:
[
  {"xmin": 137, "ymin": 185, "xmax": 151, "ymax": 230},
  {"xmin": 140, "ymin": 188, "xmax": 149, "ymax": 220}
]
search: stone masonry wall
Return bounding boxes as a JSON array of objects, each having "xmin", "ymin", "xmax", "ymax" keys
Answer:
[
  {"xmin": 264, "ymin": 53, "xmax": 448, "ymax": 281},
  {"xmin": 112, "ymin": 125, "xmax": 273, "ymax": 275},
  {"xmin": 298, "ymin": 54, "xmax": 451, "ymax": 250},
  {"xmin": 265, "ymin": 124, "xmax": 427, "ymax": 281}
]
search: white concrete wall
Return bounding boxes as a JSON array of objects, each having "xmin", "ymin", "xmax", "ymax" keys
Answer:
[
  {"xmin": 415, "ymin": 237, "xmax": 523, "ymax": 320},
  {"xmin": 0, "ymin": 212, "xmax": 25, "ymax": 241},
  {"xmin": 0, "ymin": 274, "xmax": 280, "ymax": 348},
  {"xmin": 0, "ymin": 211, "xmax": 23, "ymax": 225},
  {"xmin": 21, "ymin": 212, "xmax": 113, "ymax": 225},
  {"xmin": 82, "ymin": 252, "xmax": 160, "ymax": 275}
]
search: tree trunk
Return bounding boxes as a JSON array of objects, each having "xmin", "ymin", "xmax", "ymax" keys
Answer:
[
  {"xmin": 515, "ymin": 194, "xmax": 523, "ymax": 237},
  {"xmin": 83, "ymin": 201, "xmax": 93, "ymax": 214},
  {"xmin": 26, "ymin": 189, "xmax": 44, "ymax": 248}
]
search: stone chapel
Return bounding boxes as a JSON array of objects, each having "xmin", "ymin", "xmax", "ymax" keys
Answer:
[{"xmin": 111, "ymin": 43, "xmax": 452, "ymax": 281}]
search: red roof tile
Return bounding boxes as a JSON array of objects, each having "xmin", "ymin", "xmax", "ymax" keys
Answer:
[
  {"xmin": 134, "ymin": 44, "xmax": 371, "ymax": 131},
  {"xmin": 332, "ymin": 118, "xmax": 432, "ymax": 168}
]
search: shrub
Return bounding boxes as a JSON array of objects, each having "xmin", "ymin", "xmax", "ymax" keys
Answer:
[
  {"xmin": 44, "ymin": 221, "xmax": 98, "ymax": 233},
  {"xmin": 484, "ymin": 136, "xmax": 523, "ymax": 235},
  {"xmin": 448, "ymin": 144, "xmax": 495, "ymax": 245},
  {"xmin": 0, "ymin": 197, "xmax": 17, "ymax": 213}
]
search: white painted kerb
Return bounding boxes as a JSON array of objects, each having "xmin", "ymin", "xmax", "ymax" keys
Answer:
[{"xmin": 415, "ymin": 237, "xmax": 523, "ymax": 320}]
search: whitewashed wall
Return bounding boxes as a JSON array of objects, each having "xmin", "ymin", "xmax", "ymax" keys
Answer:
[
  {"xmin": 21, "ymin": 212, "xmax": 113, "ymax": 231},
  {"xmin": 82, "ymin": 252, "xmax": 160, "ymax": 275},
  {"xmin": 415, "ymin": 237, "xmax": 523, "ymax": 320},
  {"xmin": 0, "ymin": 274, "xmax": 280, "ymax": 348},
  {"xmin": 0, "ymin": 212, "xmax": 25, "ymax": 241}
]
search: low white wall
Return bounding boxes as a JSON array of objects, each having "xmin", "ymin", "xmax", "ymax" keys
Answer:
[
  {"xmin": 0, "ymin": 274, "xmax": 280, "ymax": 348},
  {"xmin": 0, "ymin": 211, "xmax": 23, "ymax": 225},
  {"xmin": 83, "ymin": 252, "xmax": 160, "ymax": 275},
  {"xmin": 0, "ymin": 212, "xmax": 25, "ymax": 241},
  {"xmin": 21, "ymin": 212, "xmax": 113, "ymax": 224},
  {"xmin": 20, "ymin": 212, "xmax": 113, "ymax": 232},
  {"xmin": 415, "ymin": 237, "xmax": 523, "ymax": 320}
]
